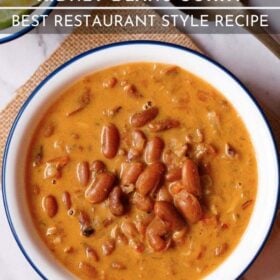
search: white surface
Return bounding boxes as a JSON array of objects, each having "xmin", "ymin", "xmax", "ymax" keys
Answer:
[{"xmin": 0, "ymin": 9, "xmax": 280, "ymax": 280}]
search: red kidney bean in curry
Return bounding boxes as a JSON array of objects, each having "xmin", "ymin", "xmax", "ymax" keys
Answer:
[{"xmin": 26, "ymin": 63, "xmax": 257, "ymax": 279}]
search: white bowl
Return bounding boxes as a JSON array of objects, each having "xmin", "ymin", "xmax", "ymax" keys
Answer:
[
  {"xmin": 2, "ymin": 41, "xmax": 279, "ymax": 280},
  {"xmin": 0, "ymin": 0, "xmax": 57, "ymax": 44}
]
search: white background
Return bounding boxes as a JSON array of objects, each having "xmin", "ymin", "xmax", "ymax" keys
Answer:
[{"xmin": 0, "ymin": 2, "xmax": 279, "ymax": 280}]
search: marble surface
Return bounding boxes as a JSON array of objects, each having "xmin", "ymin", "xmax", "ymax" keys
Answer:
[{"xmin": 0, "ymin": 6, "xmax": 280, "ymax": 280}]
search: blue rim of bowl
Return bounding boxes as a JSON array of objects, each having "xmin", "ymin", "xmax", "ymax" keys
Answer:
[
  {"xmin": 2, "ymin": 40, "xmax": 279, "ymax": 280},
  {"xmin": 0, "ymin": 0, "xmax": 58, "ymax": 44}
]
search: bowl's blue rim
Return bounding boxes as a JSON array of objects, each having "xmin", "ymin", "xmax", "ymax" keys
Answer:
[
  {"xmin": 1, "ymin": 40, "xmax": 279, "ymax": 280},
  {"xmin": 0, "ymin": 0, "xmax": 58, "ymax": 44}
]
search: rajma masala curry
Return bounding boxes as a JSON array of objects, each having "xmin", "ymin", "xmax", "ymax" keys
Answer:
[{"xmin": 26, "ymin": 63, "xmax": 257, "ymax": 279}]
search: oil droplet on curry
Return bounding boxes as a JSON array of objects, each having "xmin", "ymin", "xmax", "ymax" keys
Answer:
[{"xmin": 26, "ymin": 63, "xmax": 257, "ymax": 279}]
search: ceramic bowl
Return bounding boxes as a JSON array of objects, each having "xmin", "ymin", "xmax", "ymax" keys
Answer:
[
  {"xmin": 0, "ymin": 0, "xmax": 57, "ymax": 44},
  {"xmin": 2, "ymin": 41, "xmax": 279, "ymax": 279}
]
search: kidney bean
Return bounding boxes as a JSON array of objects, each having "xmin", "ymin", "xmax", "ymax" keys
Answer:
[
  {"xmin": 103, "ymin": 217, "xmax": 114, "ymax": 228},
  {"xmin": 42, "ymin": 195, "xmax": 58, "ymax": 218},
  {"xmin": 110, "ymin": 225, "xmax": 128, "ymax": 244},
  {"xmin": 162, "ymin": 149, "xmax": 175, "ymax": 166},
  {"xmin": 182, "ymin": 159, "xmax": 201, "ymax": 197},
  {"xmin": 133, "ymin": 192, "xmax": 154, "ymax": 213},
  {"xmin": 174, "ymin": 190, "xmax": 203, "ymax": 224},
  {"xmin": 90, "ymin": 160, "xmax": 106, "ymax": 173},
  {"xmin": 144, "ymin": 137, "xmax": 165, "ymax": 164},
  {"xmin": 120, "ymin": 221, "xmax": 145, "ymax": 253},
  {"xmin": 44, "ymin": 156, "xmax": 70, "ymax": 179},
  {"xmin": 127, "ymin": 130, "xmax": 147, "ymax": 160},
  {"xmin": 109, "ymin": 186, "xmax": 126, "ymax": 216},
  {"xmin": 156, "ymin": 186, "xmax": 173, "ymax": 203},
  {"xmin": 78, "ymin": 211, "xmax": 94, "ymax": 237},
  {"xmin": 79, "ymin": 210, "xmax": 90, "ymax": 224},
  {"xmin": 148, "ymin": 118, "xmax": 180, "ymax": 132},
  {"xmin": 120, "ymin": 220, "xmax": 138, "ymax": 239},
  {"xmin": 146, "ymin": 217, "xmax": 171, "ymax": 252},
  {"xmin": 121, "ymin": 162, "xmax": 145, "ymax": 186},
  {"xmin": 165, "ymin": 167, "xmax": 182, "ymax": 182},
  {"xmin": 76, "ymin": 161, "xmax": 90, "ymax": 186},
  {"xmin": 136, "ymin": 162, "xmax": 165, "ymax": 196},
  {"xmin": 123, "ymin": 84, "xmax": 142, "ymax": 98},
  {"xmin": 131, "ymin": 129, "xmax": 147, "ymax": 152},
  {"xmin": 130, "ymin": 107, "xmax": 159, "ymax": 128},
  {"xmin": 101, "ymin": 123, "xmax": 120, "ymax": 159},
  {"xmin": 111, "ymin": 225, "xmax": 129, "ymax": 246},
  {"xmin": 62, "ymin": 191, "xmax": 72, "ymax": 210},
  {"xmin": 85, "ymin": 172, "xmax": 116, "ymax": 203},
  {"xmin": 44, "ymin": 163, "xmax": 60, "ymax": 179},
  {"xmin": 135, "ymin": 214, "xmax": 154, "ymax": 238},
  {"xmin": 154, "ymin": 201, "xmax": 185, "ymax": 231}
]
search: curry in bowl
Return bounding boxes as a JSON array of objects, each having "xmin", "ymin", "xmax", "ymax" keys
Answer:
[{"xmin": 26, "ymin": 63, "xmax": 257, "ymax": 279}]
